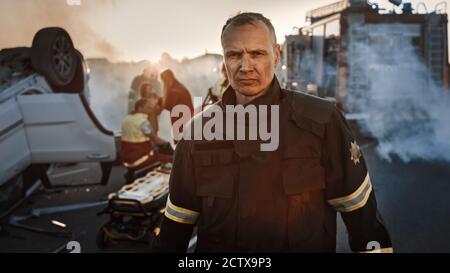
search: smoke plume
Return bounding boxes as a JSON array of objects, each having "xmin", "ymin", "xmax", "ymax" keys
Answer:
[
  {"xmin": 87, "ymin": 53, "xmax": 223, "ymax": 143},
  {"xmin": 0, "ymin": 0, "xmax": 123, "ymax": 62},
  {"xmin": 346, "ymin": 23, "xmax": 450, "ymax": 162}
]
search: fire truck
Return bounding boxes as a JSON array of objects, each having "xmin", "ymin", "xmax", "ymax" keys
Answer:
[{"xmin": 280, "ymin": 0, "xmax": 449, "ymax": 112}]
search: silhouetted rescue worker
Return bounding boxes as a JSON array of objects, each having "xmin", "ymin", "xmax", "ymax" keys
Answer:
[
  {"xmin": 216, "ymin": 63, "xmax": 229, "ymax": 98},
  {"xmin": 140, "ymin": 83, "xmax": 164, "ymax": 137},
  {"xmin": 128, "ymin": 66, "xmax": 162, "ymax": 114},
  {"xmin": 160, "ymin": 69, "xmax": 194, "ymax": 125}
]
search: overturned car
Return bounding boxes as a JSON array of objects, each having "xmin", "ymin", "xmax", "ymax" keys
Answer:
[{"xmin": 0, "ymin": 27, "xmax": 119, "ymax": 215}]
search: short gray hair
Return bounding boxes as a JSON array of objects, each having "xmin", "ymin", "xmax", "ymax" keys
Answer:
[{"xmin": 221, "ymin": 12, "xmax": 277, "ymax": 45}]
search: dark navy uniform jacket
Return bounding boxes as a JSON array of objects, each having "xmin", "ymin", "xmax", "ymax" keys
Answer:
[{"xmin": 153, "ymin": 77, "xmax": 392, "ymax": 253}]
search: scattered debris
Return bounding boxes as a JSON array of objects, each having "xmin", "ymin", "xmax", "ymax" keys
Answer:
[{"xmin": 51, "ymin": 220, "xmax": 67, "ymax": 229}]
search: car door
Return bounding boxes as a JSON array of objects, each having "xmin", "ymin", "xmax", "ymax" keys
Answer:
[
  {"xmin": 0, "ymin": 98, "xmax": 31, "ymax": 186},
  {"xmin": 17, "ymin": 93, "xmax": 118, "ymax": 164}
]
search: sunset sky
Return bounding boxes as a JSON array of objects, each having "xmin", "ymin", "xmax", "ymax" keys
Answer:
[{"xmin": 0, "ymin": 0, "xmax": 446, "ymax": 62}]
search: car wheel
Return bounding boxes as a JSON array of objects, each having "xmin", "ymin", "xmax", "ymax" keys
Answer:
[
  {"xmin": 96, "ymin": 227, "xmax": 110, "ymax": 249},
  {"xmin": 31, "ymin": 27, "xmax": 78, "ymax": 86}
]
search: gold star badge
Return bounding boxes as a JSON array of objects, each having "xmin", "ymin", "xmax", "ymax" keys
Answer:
[{"xmin": 350, "ymin": 141, "xmax": 362, "ymax": 165}]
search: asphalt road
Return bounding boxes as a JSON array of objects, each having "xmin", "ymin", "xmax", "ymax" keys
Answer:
[{"xmin": 1, "ymin": 142, "xmax": 450, "ymax": 253}]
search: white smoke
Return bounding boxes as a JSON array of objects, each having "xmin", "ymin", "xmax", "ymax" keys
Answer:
[
  {"xmin": 346, "ymin": 23, "xmax": 450, "ymax": 162},
  {"xmin": 86, "ymin": 59, "xmax": 150, "ymax": 131},
  {"xmin": 0, "ymin": 0, "xmax": 123, "ymax": 62},
  {"xmin": 156, "ymin": 53, "xmax": 223, "ymax": 141},
  {"xmin": 157, "ymin": 53, "xmax": 223, "ymax": 98},
  {"xmin": 86, "ymin": 54, "xmax": 223, "ymax": 142}
]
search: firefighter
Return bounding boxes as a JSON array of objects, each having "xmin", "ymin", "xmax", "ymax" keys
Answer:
[
  {"xmin": 139, "ymin": 83, "xmax": 163, "ymax": 137},
  {"xmin": 214, "ymin": 63, "xmax": 229, "ymax": 99},
  {"xmin": 160, "ymin": 69, "xmax": 194, "ymax": 124},
  {"xmin": 160, "ymin": 69, "xmax": 194, "ymax": 142},
  {"xmin": 128, "ymin": 66, "xmax": 161, "ymax": 114},
  {"xmin": 152, "ymin": 12, "xmax": 392, "ymax": 252},
  {"xmin": 202, "ymin": 63, "xmax": 228, "ymax": 107},
  {"xmin": 121, "ymin": 98, "xmax": 172, "ymax": 184}
]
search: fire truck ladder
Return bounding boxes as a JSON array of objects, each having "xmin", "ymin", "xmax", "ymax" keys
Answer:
[{"xmin": 426, "ymin": 14, "xmax": 445, "ymax": 88}]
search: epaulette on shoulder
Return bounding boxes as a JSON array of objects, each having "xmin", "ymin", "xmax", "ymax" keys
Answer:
[
  {"xmin": 188, "ymin": 102, "xmax": 223, "ymax": 126},
  {"xmin": 181, "ymin": 102, "xmax": 223, "ymax": 143},
  {"xmin": 285, "ymin": 89, "xmax": 336, "ymax": 124},
  {"xmin": 283, "ymin": 89, "xmax": 336, "ymax": 138}
]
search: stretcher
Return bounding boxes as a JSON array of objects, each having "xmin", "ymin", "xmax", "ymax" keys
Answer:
[{"xmin": 96, "ymin": 162, "xmax": 171, "ymax": 249}]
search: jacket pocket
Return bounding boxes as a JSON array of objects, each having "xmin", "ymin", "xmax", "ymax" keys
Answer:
[
  {"xmin": 193, "ymin": 148, "xmax": 234, "ymax": 167},
  {"xmin": 193, "ymin": 150, "xmax": 237, "ymax": 237},
  {"xmin": 281, "ymin": 157, "xmax": 327, "ymax": 251},
  {"xmin": 196, "ymin": 172, "xmax": 235, "ymax": 199},
  {"xmin": 282, "ymin": 158, "xmax": 325, "ymax": 195},
  {"xmin": 193, "ymin": 149, "xmax": 236, "ymax": 205}
]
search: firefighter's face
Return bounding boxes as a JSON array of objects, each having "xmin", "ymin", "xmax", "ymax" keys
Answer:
[{"xmin": 222, "ymin": 21, "xmax": 280, "ymax": 102}]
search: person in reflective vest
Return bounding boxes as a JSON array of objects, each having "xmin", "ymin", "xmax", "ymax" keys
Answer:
[{"xmin": 121, "ymin": 98, "xmax": 172, "ymax": 183}]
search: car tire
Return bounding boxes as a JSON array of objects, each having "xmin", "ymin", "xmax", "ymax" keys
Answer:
[
  {"xmin": 31, "ymin": 27, "xmax": 78, "ymax": 86},
  {"xmin": 96, "ymin": 227, "xmax": 110, "ymax": 249}
]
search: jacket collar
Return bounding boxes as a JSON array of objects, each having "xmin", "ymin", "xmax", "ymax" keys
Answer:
[{"xmin": 220, "ymin": 76, "xmax": 282, "ymax": 108}]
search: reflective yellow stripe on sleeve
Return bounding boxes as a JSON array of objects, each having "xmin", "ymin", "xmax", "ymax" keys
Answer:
[
  {"xmin": 164, "ymin": 196, "xmax": 200, "ymax": 224},
  {"xmin": 327, "ymin": 173, "xmax": 372, "ymax": 212},
  {"xmin": 123, "ymin": 155, "xmax": 150, "ymax": 168}
]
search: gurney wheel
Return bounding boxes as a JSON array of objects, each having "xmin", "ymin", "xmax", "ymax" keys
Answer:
[{"xmin": 96, "ymin": 227, "xmax": 110, "ymax": 249}]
